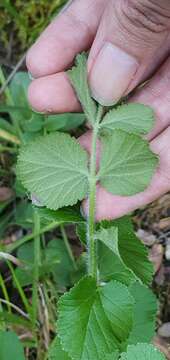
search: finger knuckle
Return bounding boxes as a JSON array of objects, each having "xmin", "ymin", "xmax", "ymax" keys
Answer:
[{"xmin": 121, "ymin": 0, "xmax": 170, "ymax": 34}]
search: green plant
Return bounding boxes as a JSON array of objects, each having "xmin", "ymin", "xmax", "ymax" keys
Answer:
[{"xmin": 16, "ymin": 53, "xmax": 164, "ymax": 359}]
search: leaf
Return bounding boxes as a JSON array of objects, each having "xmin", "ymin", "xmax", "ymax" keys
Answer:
[
  {"xmin": 58, "ymin": 276, "xmax": 134, "ymax": 360},
  {"xmin": 68, "ymin": 53, "xmax": 97, "ymax": 125},
  {"xmin": 10, "ymin": 72, "xmax": 30, "ymax": 107},
  {"xmin": 98, "ymin": 242, "xmax": 135, "ymax": 285},
  {"xmin": 127, "ymin": 282, "xmax": 157, "ymax": 345},
  {"xmin": 38, "ymin": 207, "xmax": 84, "ymax": 226},
  {"xmin": 0, "ymin": 331, "xmax": 25, "ymax": 360},
  {"xmin": 96, "ymin": 227, "xmax": 136, "ymax": 281},
  {"xmin": 104, "ymin": 352, "xmax": 119, "ymax": 360},
  {"xmin": 0, "ymin": 117, "xmax": 15, "ymax": 134},
  {"xmin": 113, "ymin": 217, "xmax": 153, "ymax": 285},
  {"xmin": 44, "ymin": 113, "xmax": 85, "ymax": 132},
  {"xmin": 98, "ymin": 217, "xmax": 153, "ymax": 285},
  {"xmin": 45, "ymin": 239, "xmax": 74, "ymax": 288},
  {"xmin": 120, "ymin": 344, "xmax": 166, "ymax": 360},
  {"xmin": 22, "ymin": 113, "xmax": 44, "ymax": 133},
  {"xmin": 17, "ymin": 132, "xmax": 89, "ymax": 210},
  {"xmin": 76, "ymin": 223, "xmax": 87, "ymax": 245},
  {"xmin": 49, "ymin": 337, "xmax": 71, "ymax": 360},
  {"xmin": 100, "ymin": 104, "xmax": 154, "ymax": 135},
  {"xmin": 98, "ymin": 130, "xmax": 158, "ymax": 196}
]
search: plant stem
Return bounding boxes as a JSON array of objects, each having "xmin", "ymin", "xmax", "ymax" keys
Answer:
[
  {"xmin": 87, "ymin": 106, "xmax": 103, "ymax": 280},
  {"xmin": 60, "ymin": 225, "xmax": 77, "ymax": 270},
  {"xmin": 32, "ymin": 209, "xmax": 41, "ymax": 329}
]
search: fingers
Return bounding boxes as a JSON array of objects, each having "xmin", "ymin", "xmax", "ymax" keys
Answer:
[
  {"xmin": 88, "ymin": 0, "xmax": 170, "ymax": 105},
  {"xmin": 81, "ymin": 126, "xmax": 170, "ymax": 221},
  {"xmin": 130, "ymin": 56, "xmax": 170, "ymax": 141},
  {"xmin": 26, "ymin": 0, "xmax": 105, "ymax": 78},
  {"xmin": 28, "ymin": 72, "xmax": 80, "ymax": 113}
]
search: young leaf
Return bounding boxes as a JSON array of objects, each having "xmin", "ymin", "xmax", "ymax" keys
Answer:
[
  {"xmin": 120, "ymin": 343, "xmax": 166, "ymax": 360},
  {"xmin": 100, "ymin": 104, "xmax": 154, "ymax": 135},
  {"xmin": 127, "ymin": 282, "xmax": 157, "ymax": 345},
  {"xmin": 96, "ymin": 227, "xmax": 136, "ymax": 280},
  {"xmin": 98, "ymin": 242, "xmax": 135, "ymax": 285},
  {"xmin": 113, "ymin": 217, "xmax": 153, "ymax": 285},
  {"xmin": 98, "ymin": 217, "xmax": 153, "ymax": 285},
  {"xmin": 58, "ymin": 276, "xmax": 134, "ymax": 360},
  {"xmin": 0, "ymin": 331, "xmax": 25, "ymax": 360},
  {"xmin": 17, "ymin": 132, "xmax": 89, "ymax": 210},
  {"xmin": 49, "ymin": 337, "xmax": 71, "ymax": 360},
  {"xmin": 68, "ymin": 53, "xmax": 97, "ymax": 125},
  {"xmin": 98, "ymin": 130, "xmax": 158, "ymax": 196}
]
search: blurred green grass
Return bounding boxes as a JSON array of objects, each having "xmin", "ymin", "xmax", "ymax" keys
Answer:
[{"xmin": 0, "ymin": 0, "xmax": 67, "ymax": 62}]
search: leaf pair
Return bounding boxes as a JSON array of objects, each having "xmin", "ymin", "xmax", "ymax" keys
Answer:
[
  {"xmin": 17, "ymin": 129, "xmax": 157, "ymax": 210},
  {"xmin": 50, "ymin": 340, "xmax": 165, "ymax": 360},
  {"xmin": 49, "ymin": 276, "xmax": 158, "ymax": 360}
]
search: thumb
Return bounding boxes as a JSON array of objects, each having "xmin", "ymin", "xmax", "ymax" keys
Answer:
[{"xmin": 88, "ymin": 0, "xmax": 170, "ymax": 106}]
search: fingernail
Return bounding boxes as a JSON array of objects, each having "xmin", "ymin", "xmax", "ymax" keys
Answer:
[{"xmin": 89, "ymin": 42, "xmax": 139, "ymax": 106}]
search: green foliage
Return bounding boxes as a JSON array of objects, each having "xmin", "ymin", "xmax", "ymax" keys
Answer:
[
  {"xmin": 0, "ymin": 331, "xmax": 25, "ymax": 360},
  {"xmin": 68, "ymin": 53, "xmax": 97, "ymax": 125},
  {"xmin": 120, "ymin": 344, "xmax": 166, "ymax": 359},
  {"xmin": 49, "ymin": 338, "xmax": 71, "ymax": 360},
  {"xmin": 127, "ymin": 282, "xmax": 157, "ymax": 346},
  {"xmin": 100, "ymin": 103, "xmax": 154, "ymax": 135},
  {"xmin": 58, "ymin": 277, "xmax": 134, "ymax": 360},
  {"xmin": 14, "ymin": 53, "xmax": 162, "ymax": 360},
  {"xmin": 17, "ymin": 132, "xmax": 89, "ymax": 209},
  {"xmin": 99, "ymin": 131, "xmax": 158, "ymax": 196},
  {"xmin": 0, "ymin": 0, "xmax": 67, "ymax": 57}
]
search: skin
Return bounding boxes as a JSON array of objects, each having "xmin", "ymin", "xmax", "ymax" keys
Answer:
[{"xmin": 27, "ymin": 0, "xmax": 170, "ymax": 221}]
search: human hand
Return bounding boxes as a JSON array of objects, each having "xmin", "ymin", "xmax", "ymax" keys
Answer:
[{"xmin": 26, "ymin": 0, "xmax": 170, "ymax": 220}]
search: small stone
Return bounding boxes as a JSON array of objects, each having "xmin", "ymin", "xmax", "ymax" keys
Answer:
[
  {"xmin": 158, "ymin": 323, "xmax": 170, "ymax": 338},
  {"xmin": 0, "ymin": 187, "xmax": 14, "ymax": 202},
  {"xmin": 136, "ymin": 229, "xmax": 156, "ymax": 246},
  {"xmin": 149, "ymin": 244, "xmax": 164, "ymax": 273}
]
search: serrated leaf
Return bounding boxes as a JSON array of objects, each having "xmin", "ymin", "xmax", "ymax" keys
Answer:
[
  {"xmin": 17, "ymin": 132, "xmax": 89, "ymax": 210},
  {"xmin": 127, "ymin": 282, "xmax": 157, "ymax": 345},
  {"xmin": 120, "ymin": 343, "xmax": 166, "ymax": 360},
  {"xmin": 96, "ymin": 226, "xmax": 136, "ymax": 282},
  {"xmin": 98, "ymin": 242, "xmax": 135, "ymax": 285},
  {"xmin": 100, "ymin": 104, "xmax": 154, "ymax": 135},
  {"xmin": 49, "ymin": 337, "xmax": 71, "ymax": 360},
  {"xmin": 58, "ymin": 276, "xmax": 134, "ymax": 360},
  {"xmin": 100, "ymin": 217, "xmax": 153, "ymax": 285},
  {"xmin": 68, "ymin": 53, "xmax": 97, "ymax": 125},
  {"xmin": 98, "ymin": 130, "xmax": 158, "ymax": 196}
]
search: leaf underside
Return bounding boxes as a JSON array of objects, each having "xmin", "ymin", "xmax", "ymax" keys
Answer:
[
  {"xmin": 100, "ymin": 103, "xmax": 154, "ymax": 135},
  {"xmin": 49, "ymin": 337, "xmax": 71, "ymax": 360},
  {"xmin": 17, "ymin": 132, "xmax": 89, "ymax": 210},
  {"xmin": 120, "ymin": 343, "xmax": 166, "ymax": 360},
  {"xmin": 99, "ymin": 130, "xmax": 158, "ymax": 196},
  {"xmin": 99, "ymin": 217, "xmax": 153, "ymax": 285},
  {"xmin": 68, "ymin": 53, "xmax": 97, "ymax": 125},
  {"xmin": 58, "ymin": 276, "xmax": 134, "ymax": 360}
]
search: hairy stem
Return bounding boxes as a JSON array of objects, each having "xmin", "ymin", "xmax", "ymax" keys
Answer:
[{"xmin": 87, "ymin": 106, "xmax": 103, "ymax": 280}]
